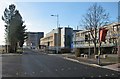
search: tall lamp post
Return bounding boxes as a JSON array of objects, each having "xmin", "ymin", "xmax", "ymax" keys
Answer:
[{"xmin": 51, "ymin": 14, "xmax": 59, "ymax": 54}]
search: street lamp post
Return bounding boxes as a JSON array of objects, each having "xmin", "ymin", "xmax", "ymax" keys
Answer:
[{"xmin": 51, "ymin": 14, "xmax": 59, "ymax": 54}]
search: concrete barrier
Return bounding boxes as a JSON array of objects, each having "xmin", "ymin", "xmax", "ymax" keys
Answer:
[
  {"xmin": 103, "ymin": 54, "xmax": 107, "ymax": 58},
  {"xmin": 81, "ymin": 54, "xmax": 84, "ymax": 57},
  {"xmin": 84, "ymin": 54, "xmax": 88, "ymax": 58},
  {"xmin": 95, "ymin": 55, "xmax": 98, "ymax": 59}
]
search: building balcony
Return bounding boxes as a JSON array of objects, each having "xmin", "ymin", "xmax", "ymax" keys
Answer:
[{"xmin": 73, "ymin": 42, "xmax": 116, "ymax": 48}]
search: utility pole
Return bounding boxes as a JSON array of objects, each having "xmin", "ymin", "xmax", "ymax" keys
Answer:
[
  {"xmin": 98, "ymin": 28, "xmax": 108, "ymax": 65},
  {"xmin": 88, "ymin": 33, "xmax": 91, "ymax": 58},
  {"xmin": 98, "ymin": 41, "xmax": 101, "ymax": 65}
]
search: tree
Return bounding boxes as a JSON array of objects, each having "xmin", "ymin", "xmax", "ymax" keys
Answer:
[
  {"xmin": 2, "ymin": 4, "xmax": 27, "ymax": 53},
  {"xmin": 81, "ymin": 3, "xmax": 109, "ymax": 55},
  {"xmin": 16, "ymin": 21, "xmax": 27, "ymax": 47}
]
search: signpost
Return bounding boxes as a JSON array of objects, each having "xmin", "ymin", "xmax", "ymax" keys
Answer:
[{"xmin": 98, "ymin": 28, "xmax": 108, "ymax": 65}]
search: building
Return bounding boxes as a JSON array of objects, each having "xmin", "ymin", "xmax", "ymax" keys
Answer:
[
  {"xmin": 40, "ymin": 28, "xmax": 62, "ymax": 49},
  {"xmin": 40, "ymin": 27, "xmax": 73, "ymax": 52},
  {"xmin": 26, "ymin": 32, "xmax": 44, "ymax": 49},
  {"xmin": 103, "ymin": 23, "xmax": 120, "ymax": 54},
  {"xmin": 73, "ymin": 30, "xmax": 94, "ymax": 54},
  {"xmin": 73, "ymin": 22, "xmax": 120, "ymax": 54},
  {"xmin": 61, "ymin": 27, "xmax": 73, "ymax": 48}
]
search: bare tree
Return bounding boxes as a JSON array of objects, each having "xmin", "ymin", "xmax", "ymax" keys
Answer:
[{"xmin": 81, "ymin": 3, "xmax": 109, "ymax": 55}]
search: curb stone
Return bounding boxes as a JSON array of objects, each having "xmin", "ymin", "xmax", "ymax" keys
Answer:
[
  {"xmin": 1, "ymin": 54, "xmax": 22, "ymax": 56},
  {"xmin": 64, "ymin": 57, "xmax": 119, "ymax": 72},
  {"xmin": 64, "ymin": 57, "xmax": 101, "ymax": 67},
  {"xmin": 102, "ymin": 66, "xmax": 119, "ymax": 72}
]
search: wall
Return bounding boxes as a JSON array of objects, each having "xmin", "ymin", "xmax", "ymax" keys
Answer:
[{"xmin": 26, "ymin": 32, "xmax": 44, "ymax": 49}]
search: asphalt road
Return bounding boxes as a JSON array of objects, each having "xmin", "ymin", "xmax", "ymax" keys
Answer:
[{"xmin": 2, "ymin": 49, "xmax": 119, "ymax": 78}]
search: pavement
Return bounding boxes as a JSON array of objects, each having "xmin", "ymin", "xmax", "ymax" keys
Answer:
[
  {"xmin": 35, "ymin": 49, "xmax": 119, "ymax": 72},
  {"xmin": 2, "ymin": 48, "xmax": 119, "ymax": 72},
  {"xmin": 60, "ymin": 53, "xmax": 120, "ymax": 72}
]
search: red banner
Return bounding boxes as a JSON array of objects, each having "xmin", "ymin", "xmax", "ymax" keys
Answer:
[{"xmin": 99, "ymin": 28, "xmax": 108, "ymax": 42}]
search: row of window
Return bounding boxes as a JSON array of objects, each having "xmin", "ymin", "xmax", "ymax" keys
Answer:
[{"xmin": 73, "ymin": 38, "xmax": 117, "ymax": 45}]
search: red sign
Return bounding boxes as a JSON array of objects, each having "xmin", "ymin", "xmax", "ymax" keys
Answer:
[{"xmin": 99, "ymin": 28, "xmax": 108, "ymax": 42}]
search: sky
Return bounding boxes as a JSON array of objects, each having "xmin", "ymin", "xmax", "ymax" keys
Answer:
[{"xmin": 0, "ymin": 0, "xmax": 119, "ymax": 45}]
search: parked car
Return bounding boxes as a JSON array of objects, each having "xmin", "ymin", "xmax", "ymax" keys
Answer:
[{"xmin": 17, "ymin": 47, "xmax": 23, "ymax": 54}]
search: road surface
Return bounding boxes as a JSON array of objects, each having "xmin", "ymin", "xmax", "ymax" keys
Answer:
[{"xmin": 2, "ymin": 49, "xmax": 119, "ymax": 78}]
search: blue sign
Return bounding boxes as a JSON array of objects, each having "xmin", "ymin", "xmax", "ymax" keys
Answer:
[{"xmin": 71, "ymin": 43, "xmax": 73, "ymax": 49}]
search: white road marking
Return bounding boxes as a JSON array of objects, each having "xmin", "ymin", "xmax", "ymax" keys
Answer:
[
  {"xmin": 82, "ymin": 77, "xmax": 85, "ymax": 79},
  {"xmin": 105, "ymin": 74, "xmax": 108, "ymax": 76},
  {"xmin": 55, "ymin": 69, "xmax": 58, "ymax": 71},
  {"xmin": 32, "ymin": 72, "xmax": 35, "ymax": 74},
  {"xmin": 91, "ymin": 76, "xmax": 94, "ymax": 78},
  {"xmin": 85, "ymin": 67, "xmax": 88, "ymax": 69},
  {"xmin": 74, "ymin": 67, "xmax": 77, "ymax": 70},
  {"xmin": 98, "ymin": 75, "xmax": 101, "ymax": 77},
  {"xmin": 16, "ymin": 72, "xmax": 18, "ymax": 75},
  {"xmin": 24, "ymin": 72, "xmax": 27, "ymax": 75},
  {"xmin": 68, "ymin": 67, "xmax": 71, "ymax": 70},
  {"xmin": 40, "ymin": 71, "xmax": 43, "ymax": 73},
  {"xmin": 112, "ymin": 73, "xmax": 114, "ymax": 76},
  {"xmin": 61, "ymin": 68, "xmax": 64, "ymax": 71}
]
